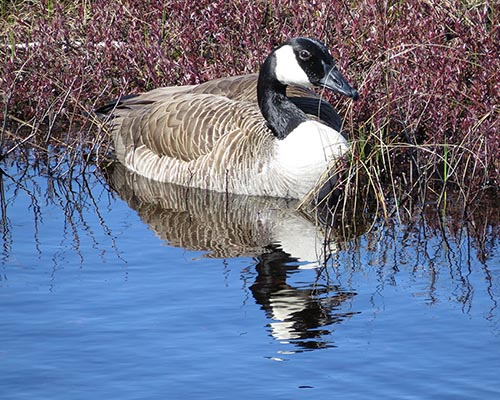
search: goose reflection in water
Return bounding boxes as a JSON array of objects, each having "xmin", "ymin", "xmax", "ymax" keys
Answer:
[
  {"xmin": 252, "ymin": 247, "xmax": 358, "ymax": 350},
  {"xmin": 106, "ymin": 163, "xmax": 359, "ymax": 351}
]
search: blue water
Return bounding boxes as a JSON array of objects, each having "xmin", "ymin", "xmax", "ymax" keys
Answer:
[{"xmin": 1, "ymin": 160, "xmax": 499, "ymax": 399}]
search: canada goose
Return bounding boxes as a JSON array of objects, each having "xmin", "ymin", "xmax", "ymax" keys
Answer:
[{"xmin": 99, "ymin": 37, "xmax": 359, "ymax": 199}]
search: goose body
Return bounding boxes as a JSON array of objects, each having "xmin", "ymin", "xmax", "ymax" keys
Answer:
[{"xmin": 100, "ymin": 37, "xmax": 358, "ymax": 199}]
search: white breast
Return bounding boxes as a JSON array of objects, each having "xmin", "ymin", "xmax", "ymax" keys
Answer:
[{"xmin": 273, "ymin": 120, "xmax": 349, "ymax": 197}]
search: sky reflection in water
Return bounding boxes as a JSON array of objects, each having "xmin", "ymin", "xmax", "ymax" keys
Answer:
[{"xmin": 1, "ymin": 160, "xmax": 499, "ymax": 399}]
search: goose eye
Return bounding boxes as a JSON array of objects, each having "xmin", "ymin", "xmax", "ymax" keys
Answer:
[{"xmin": 298, "ymin": 49, "xmax": 311, "ymax": 61}]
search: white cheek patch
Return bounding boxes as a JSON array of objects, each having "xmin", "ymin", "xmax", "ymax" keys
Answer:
[{"xmin": 274, "ymin": 45, "xmax": 311, "ymax": 87}]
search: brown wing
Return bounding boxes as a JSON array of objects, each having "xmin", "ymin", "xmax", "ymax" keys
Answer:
[
  {"xmin": 192, "ymin": 73, "xmax": 322, "ymax": 102},
  {"xmin": 105, "ymin": 73, "xmax": 342, "ymax": 166},
  {"xmin": 111, "ymin": 91, "xmax": 267, "ymax": 163},
  {"xmin": 191, "ymin": 74, "xmax": 341, "ymax": 130},
  {"xmin": 191, "ymin": 74, "xmax": 259, "ymax": 102}
]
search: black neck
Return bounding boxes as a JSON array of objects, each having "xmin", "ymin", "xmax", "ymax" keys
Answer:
[{"xmin": 257, "ymin": 56, "xmax": 308, "ymax": 140}]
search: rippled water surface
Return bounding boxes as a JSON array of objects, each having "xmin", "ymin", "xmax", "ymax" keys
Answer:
[{"xmin": 1, "ymin": 160, "xmax": 499, "ymax": 400}]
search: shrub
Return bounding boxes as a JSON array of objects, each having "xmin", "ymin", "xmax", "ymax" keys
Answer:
[{"xmin": 1, "ymin": 0, "xmax": 498, "ymax": 199}]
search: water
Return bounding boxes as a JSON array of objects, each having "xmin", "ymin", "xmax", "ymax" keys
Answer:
[{"xmin": 1, "ymin": 159, "xmax": 499, "ymax": 399}]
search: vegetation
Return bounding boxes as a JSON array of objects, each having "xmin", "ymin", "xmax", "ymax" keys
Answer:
[{"xmin": 1, "ymin": 0, "xmax": 498, "ymax": 216}]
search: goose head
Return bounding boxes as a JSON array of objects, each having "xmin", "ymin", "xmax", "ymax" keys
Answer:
[
  {"xmin": 263, "ymin": 37, "xmax": 359, "ymax": 100},
  {"xmin": 257, "ymin": 37, "xmax": 358, "ymax": 140}
]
